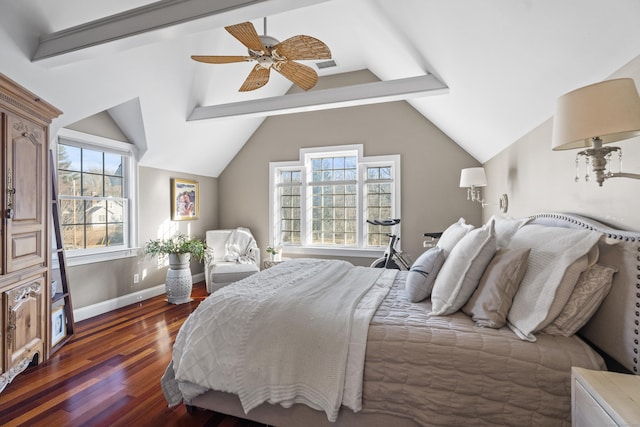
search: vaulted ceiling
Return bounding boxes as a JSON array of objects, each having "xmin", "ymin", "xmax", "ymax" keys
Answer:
[{"xmin": 1, "ymin": 0, "xmax": 639, "ymax": 177}]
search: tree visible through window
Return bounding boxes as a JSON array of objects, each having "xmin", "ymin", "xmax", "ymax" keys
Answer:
[{"xmin": 58, "ymin": 143, "xmax": 127, "ymax": 251}]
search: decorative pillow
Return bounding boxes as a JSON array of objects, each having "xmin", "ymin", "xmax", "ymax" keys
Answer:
[
  {"xmin": 436, "ymin": 218, "xmax": 475, "ymax": 257},
  {"xmin": 506, "ymin": 224, "xmax": 602, "ymax": 341},
  {"xmin": 543, "ymin": 264, "xmax": 617, "ymax": 336},
  {"xmin": 404, "ymin": 247, "xmax": 446, "ymax": 302},
  {"xmin": 490, "ymin": 215, "xmax": 531, "ymax": 248},
  {"xmin": 431, "ymin": 219, "xmax": 497, "ymax": 316},
  {"xmin": 462, "ymin": 247, "xmax": 530, "ymax": 328},
  {"xmin": 536, "ymin": 246, "xmax": 599, "ymax": 330}
]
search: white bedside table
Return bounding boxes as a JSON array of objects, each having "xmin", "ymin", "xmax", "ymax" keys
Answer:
[{"xmin": 572, "ymin": 367, "xmax": 640, "ymax": 427}]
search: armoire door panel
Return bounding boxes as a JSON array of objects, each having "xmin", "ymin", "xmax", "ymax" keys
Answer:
[
  {"xmin": 4, "ymin": 275, "xmax": 44, "ymax": 371},
  {"xmin": 8, "ymin": 231, "xmax": 42, "ymax": 271},
  {"xmin": 5, "ymin": 113, "xmax": 46, "ymax": 273}
]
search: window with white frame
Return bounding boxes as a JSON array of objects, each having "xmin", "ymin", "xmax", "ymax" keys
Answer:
[
  {"xmin": 56, "ymin": 129, "xmax": 138, "ymax": 264},
  {"xmin": 270, "ymin": 145, "xmax": 400, "ymax": 256}
]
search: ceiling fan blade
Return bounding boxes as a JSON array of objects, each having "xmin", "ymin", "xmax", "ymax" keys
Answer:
[
  {"xmin": 191, "ymin": 55, "xmax": 252, "ymax": 64},
  {"xmin": 275, "ymin": 61, "xmax": 318, "ymax": 91},
  {"xmin": 239, "ymin": 65, "xmax": 271, "ymax": 92},
  {"xmin": 274, "ymin": 35, "xmax": 331, "ymax": 60},
  {"xmin": 225, "ymin": 22, "xmax": 266, "ymax": 53}
]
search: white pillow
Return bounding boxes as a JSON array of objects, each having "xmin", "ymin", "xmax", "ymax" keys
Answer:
[
  {"xmin": 490, "ymin": 214, "xmax": 531, "ymax": 248},
  {"xmin": 436, "ymin": 218, "xmax": 474, "ymax": 257},
  {"xmin": 404, "ymin": 247, "xmax": 446, "ymax": 302},
  {"xmin": 506, "ymin": 224, "xmax": 602, "ymax": 341},
  {"xmin": 431, "ymin": 219, "xmax": 497, "ymax": 316}
]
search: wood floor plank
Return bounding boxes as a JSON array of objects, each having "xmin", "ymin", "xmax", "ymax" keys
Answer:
[{"xmin": 0, "ymin": 282, "xmax": 266, "ymax": 427}]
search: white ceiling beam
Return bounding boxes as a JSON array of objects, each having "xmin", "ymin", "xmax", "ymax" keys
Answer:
[
  {"xmin": 187, "ymin": 74, "xmax": 449, "ymax": 121},
  {"xmin": 33, "ymin": 0, "xmax": 329, "ymax": 63}
]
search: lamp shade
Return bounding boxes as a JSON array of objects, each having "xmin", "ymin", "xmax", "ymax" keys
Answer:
[
  {"xmin": 460, "ymin": 167, "xmax": 487, "ymax": 188},
  {"xmin": 552, "ymin": 78, "xmax": 640, "ymax": 150}
]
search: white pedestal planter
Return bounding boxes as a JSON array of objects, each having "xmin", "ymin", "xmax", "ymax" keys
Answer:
[{"xmin": 165, "ymin": 253, "xmax": 193, "ymax": 304}]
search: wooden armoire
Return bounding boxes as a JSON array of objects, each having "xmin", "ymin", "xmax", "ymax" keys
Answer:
[{"xmin": 0, "ymin": 74, "xmax": 62, "ymax": 392}]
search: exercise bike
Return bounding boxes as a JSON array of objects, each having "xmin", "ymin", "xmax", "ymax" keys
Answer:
[{"xmin": 367, "ymin": 218, "xmax": 412, "ymax": 270}]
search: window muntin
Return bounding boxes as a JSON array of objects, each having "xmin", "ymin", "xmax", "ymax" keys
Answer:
[
  {"xmin": 270, "ymin": 145, "xmax": 400, "ymax": 256},
  {"xmin": 55, "ymin": 127, "xmax": 138, "ymax": 265},
  {"xmin": 309, "ymin": 154, "xmax": 358, "ymax": 246},
  {"xmin": 366, "ymin": 166, "xmax": 394, "ymax": 247},
  {"xmin": 278, "ymin": 170, "xmax": 302, "ymax": 244},
  {"xmin": 58, "ymin": 143, "xmax": 128, "ymax": 251}
]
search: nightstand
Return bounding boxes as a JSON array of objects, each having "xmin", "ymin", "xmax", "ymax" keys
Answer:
[{"xmin": 572, "ymin": 367, "xmax": 640, "ymax": 426}]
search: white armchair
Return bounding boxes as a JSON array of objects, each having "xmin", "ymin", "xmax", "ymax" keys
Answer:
[{"xmin": 204, "ymin": 228, "xmax": 260, "ymax": 294}]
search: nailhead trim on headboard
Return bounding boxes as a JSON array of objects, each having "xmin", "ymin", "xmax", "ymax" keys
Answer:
[{"xmin": 530, "ymin": 213, "xmax": 640, "ymax": 373}]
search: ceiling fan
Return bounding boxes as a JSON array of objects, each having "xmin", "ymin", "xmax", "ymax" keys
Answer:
[{"xmin": 191, "ymin": 19, "xmax": 331, "ymax": 92}]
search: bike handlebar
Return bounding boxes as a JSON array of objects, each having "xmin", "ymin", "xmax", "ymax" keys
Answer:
[
  {"xmin": 424, "ymin": 232, "xmax": 443, "ymax": 238},
  {"xmin": 367, "ymin": 218, "xmax": 401, "ymax": 226}
]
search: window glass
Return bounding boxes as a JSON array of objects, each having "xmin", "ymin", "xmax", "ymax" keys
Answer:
[
  {"xmin": 270, "ymin": 146, "xmax": 399, "ymax": 254},
  {"xmin": 57, "ymin": 141, "xmax": 131, "ymax": 253}
]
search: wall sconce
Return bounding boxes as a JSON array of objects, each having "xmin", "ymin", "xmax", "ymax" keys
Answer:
[
  {"xmin": 459, "ymin": 167, "xmax": 508, "ymax": 213},
  {"xmin": 552, "ymin": 78, "xmax": 640, "ymax": 186}
]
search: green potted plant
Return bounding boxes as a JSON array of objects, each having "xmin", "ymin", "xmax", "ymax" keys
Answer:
[
  {"xmin": 144, "ymin": 233, "xmax": 206, "ymax": 304},
  {"xmin": 144, "ymin": 233, "xmax": 206, "ymax": 262},
  {"xmin": 266, "ymin": 244, "xmax": 282, "ymax": 262}
]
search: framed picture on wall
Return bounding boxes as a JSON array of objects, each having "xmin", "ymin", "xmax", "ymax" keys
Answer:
[
  {"xmin": 171, "ymin": 178, "xmax": 200, "ymax": 220},
  {"xmin": 51, "ymin": 306, "xmax": 66, "ymax": 346}
]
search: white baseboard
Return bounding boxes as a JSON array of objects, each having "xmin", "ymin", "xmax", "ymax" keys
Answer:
[{"xmin": 74, "ymin": 272, "xmax": 205, "ymax": 322}]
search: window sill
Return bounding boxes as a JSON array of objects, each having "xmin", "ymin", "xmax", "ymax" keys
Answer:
[
  {"xmin": 282, "ymin": 246, "xmax": 385, "ymax": 258},
  {"xmin": 53, "ymin": 247, "xmax": 139, "ymax": 268}
]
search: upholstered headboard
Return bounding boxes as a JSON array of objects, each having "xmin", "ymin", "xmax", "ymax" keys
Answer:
[{"xmin": 530, "ymin": 213, "xmax": 640, "ymax": 374}]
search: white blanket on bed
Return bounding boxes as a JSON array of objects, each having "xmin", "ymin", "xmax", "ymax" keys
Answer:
[{"xmin": 163, "ymin": 259, "xmax": 396, "ymax": 421}]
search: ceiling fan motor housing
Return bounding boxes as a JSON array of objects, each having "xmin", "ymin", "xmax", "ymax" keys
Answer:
[{"xmin": 258, "ymin": 35, "xmax": 279, "ymax": 49}]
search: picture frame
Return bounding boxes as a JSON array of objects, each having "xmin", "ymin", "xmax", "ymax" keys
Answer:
[
  {"xmin": 51, "ymin": 306, "xmax": 66, "ymax": 346},
  {"xmin": 171, "ymin": 178, "xmax": 200, "ymax": 221}
]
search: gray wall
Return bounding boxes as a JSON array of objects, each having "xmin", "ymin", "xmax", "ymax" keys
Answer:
[
  {"xmin": 218, "ymin": 70, "xmax": 487, "ymax": 266},
  {"xmin": 483, "ymin": 57, "xmax": 640, "ymax": 231}
]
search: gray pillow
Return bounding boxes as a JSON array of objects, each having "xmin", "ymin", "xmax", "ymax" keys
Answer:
[
  {"xmin": 462, "ymin": 247, "xmax": 530, "ymax": 328},
  {"xmin": 404, "ymin": 247, "xmax": 446, "ymax": 302}
]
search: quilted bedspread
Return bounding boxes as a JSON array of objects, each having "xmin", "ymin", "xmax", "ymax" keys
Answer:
[{"xmin": 359, "ymin": 271, "xmax": 606, "ymax": 427}]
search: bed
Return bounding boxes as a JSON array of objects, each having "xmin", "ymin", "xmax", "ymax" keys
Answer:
[{"xmin": 161, "ymin": 213, "xmax": 640, "ymax": 426}]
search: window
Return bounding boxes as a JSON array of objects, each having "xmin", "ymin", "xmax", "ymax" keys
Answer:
[
  {"xmin": 56, "ymin": 129, "xmax": 138, "ymax": 264},
  {"xmin": 270, "ymin": 145, "xmax": 400, "ymax": 257}
]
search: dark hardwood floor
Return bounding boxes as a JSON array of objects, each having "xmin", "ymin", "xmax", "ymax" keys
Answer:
[{"xmin": 0, "ymin": 282, "xmax": 266, "ymax": 427}]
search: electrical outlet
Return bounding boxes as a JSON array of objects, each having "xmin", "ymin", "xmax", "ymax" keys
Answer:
[{"xmin": 133, "ymin": 273, "xmax": 139, "ymax": 284}]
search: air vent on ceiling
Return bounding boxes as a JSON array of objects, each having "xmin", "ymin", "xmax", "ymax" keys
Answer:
[{"xmin": 316, "ymin": 59, "xmax": 337, "ymax": 70}]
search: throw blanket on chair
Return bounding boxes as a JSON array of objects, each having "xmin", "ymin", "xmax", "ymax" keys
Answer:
[{"xmin": 224, "ymin": 227, "xmax": 257, "ymax": 264}]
